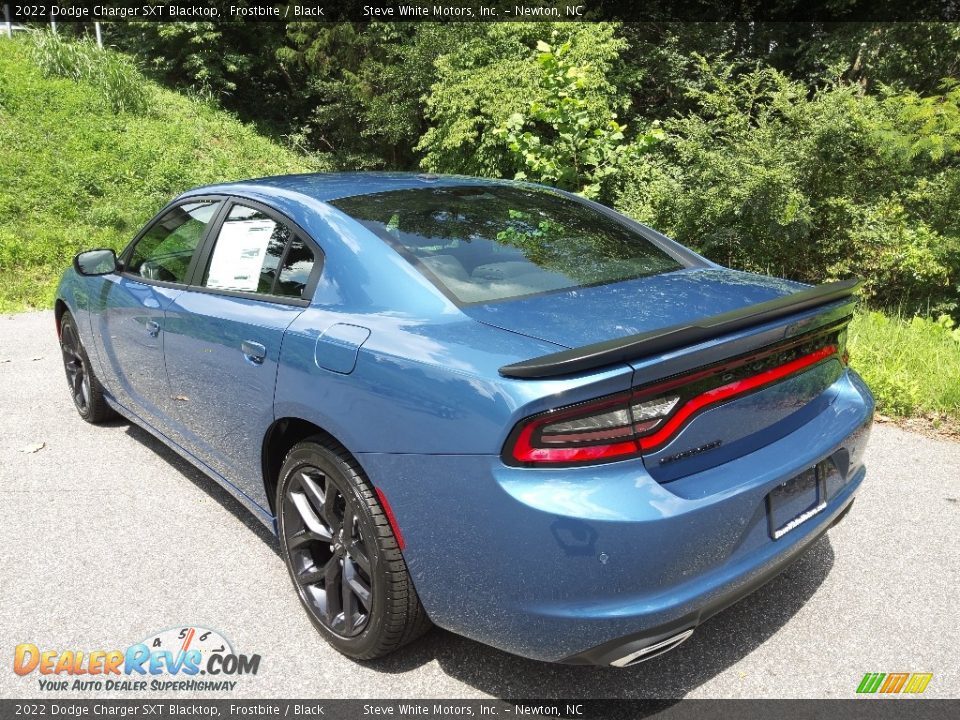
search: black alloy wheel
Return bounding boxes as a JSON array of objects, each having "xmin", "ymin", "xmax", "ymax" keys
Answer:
[
  {"xmin": 59, "ymin": 312, "xmax": 114, "ymax": 423},
  {"xmin": 283, "ymin": 465, "xmax": 373, "ymax": 636},
  {"xmin": 276, "ymin": 438, "xmax": 431, "ymax": 659},
  {"xmin": 61, "ymin": 320, "xmax": 92, "ymax": 414}
]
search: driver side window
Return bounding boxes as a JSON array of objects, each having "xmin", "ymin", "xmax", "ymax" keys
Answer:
[{"xmin": 127, "ymin": 201, "xmax": 219, "ymax": 283}]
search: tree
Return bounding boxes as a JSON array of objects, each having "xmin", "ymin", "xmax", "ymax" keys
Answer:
[{"xmin": 498, "ymin": 39, "xmax": 662, "ymax": 199}]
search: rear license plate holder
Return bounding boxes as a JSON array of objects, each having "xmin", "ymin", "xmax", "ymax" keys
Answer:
[{"xmin": 767, "ymin": 466, "xmax": 827, "ymax": 540}]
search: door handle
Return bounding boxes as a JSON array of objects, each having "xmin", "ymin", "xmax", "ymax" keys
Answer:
[
  {"xmin": 241, "ymin": 340, "xmax": 267, "ymax": 365},
  {"xmin": 146, "ymin": 320, "xmax": 160, "ymax": 338}
]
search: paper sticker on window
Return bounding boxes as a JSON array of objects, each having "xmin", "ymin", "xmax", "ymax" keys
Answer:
[{"xmin": 206, "ymin": 218, "xmax": 276, "ymax": 292}]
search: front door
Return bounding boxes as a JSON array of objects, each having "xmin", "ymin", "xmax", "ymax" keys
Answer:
[
  {"xmin": 94, "ymin": 199, "xmax": 221, "ymax": 434},
  {"xmin": 162, "ymin": 201, "xmax": 321, "ymax": 508}
]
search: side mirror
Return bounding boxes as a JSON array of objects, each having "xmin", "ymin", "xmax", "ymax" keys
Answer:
[{"xmin": 74, "ymin": 249, "xmax": 119, "ymax": 277}]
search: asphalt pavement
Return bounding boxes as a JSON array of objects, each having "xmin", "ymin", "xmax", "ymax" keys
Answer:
[{"xmin": 1, "ymin": 310, "xmax": 957, "ymax": 700}]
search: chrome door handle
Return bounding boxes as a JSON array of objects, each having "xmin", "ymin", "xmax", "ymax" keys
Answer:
[
  {"xmin": 146, "ymin": 320, "xmax": 160, "ymax": 337},
  {"xmin": 241, "ymin": 340, "xmax": 267, "ymax": 365}
]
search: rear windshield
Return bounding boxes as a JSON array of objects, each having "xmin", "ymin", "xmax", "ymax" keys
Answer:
[{"xmin": 330, "ymin": 185, "xmax": 683, "ymax": 304}]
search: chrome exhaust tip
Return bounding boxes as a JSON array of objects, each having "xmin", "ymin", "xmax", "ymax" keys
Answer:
[{"xmin": 609, "ymin": 628, "xmax": 694, "ymax": 667}]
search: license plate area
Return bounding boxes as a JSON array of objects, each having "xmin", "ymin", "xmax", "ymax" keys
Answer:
[{"xmin": 766, "ymin": 464, "xmax": 828, "ymax": 540}]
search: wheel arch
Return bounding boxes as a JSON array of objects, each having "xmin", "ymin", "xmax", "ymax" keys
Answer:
[
  {"xmin": 261, "ymin": 417, "xmax": 360, "ymax": 516},
  {"xmin": 54, "ymin": 298, "xmax": 69, "ymax": 338}
]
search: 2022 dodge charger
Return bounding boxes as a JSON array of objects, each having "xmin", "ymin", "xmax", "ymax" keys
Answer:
[{"xmin": 56, "ymin": 173, "xmax": 874, "ymax": 666}]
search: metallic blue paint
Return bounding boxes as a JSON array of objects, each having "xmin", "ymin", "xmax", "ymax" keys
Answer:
[
  {"xmin": 463, "ymin": 267, "xmax": 806, "ymax": 348},
  {"xmin": 56, "ymin": 173, "xmax": 874, "ymax": 664}
]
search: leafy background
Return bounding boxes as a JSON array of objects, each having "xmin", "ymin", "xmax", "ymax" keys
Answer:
[{"xmin": 0, "ymin": 21, "xmax": 958, "ymax": 426}]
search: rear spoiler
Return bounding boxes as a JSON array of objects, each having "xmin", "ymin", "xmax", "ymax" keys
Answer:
[{"xmin": 498, "ymin": 279, "xmax": 861, "ymax": 379}]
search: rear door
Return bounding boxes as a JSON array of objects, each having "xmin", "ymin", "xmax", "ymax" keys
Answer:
[
  {"xmin": 94, "ymin": 199, "xmax": 222, "ymax": 434},
  {"xmin": 161, "ymin": 199, "xmax": 322, "ymax": 507}
]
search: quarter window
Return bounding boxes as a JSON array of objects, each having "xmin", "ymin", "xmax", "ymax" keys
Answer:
[
  {"xmin": 275, "ymin": 237, "xmax": 317, "ymax": 299},
  {"xmin": 127, "ymin": 201, "xmax": 219, "ymax": 283}
]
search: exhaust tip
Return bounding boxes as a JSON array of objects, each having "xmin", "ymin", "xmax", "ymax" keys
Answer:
[{"xmin": 609, "ymin": 628, "xmax": 694, "ymax": 667}]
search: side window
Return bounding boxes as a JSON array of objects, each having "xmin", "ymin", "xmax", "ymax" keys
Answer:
[
  {"xmin": 203, "ymin": 204, "xmax": 317, "ymax": 299},
  {"xmin": 127, "ymin": 201, "xmax": 219, "ymax": 283},
  {"xmin": 275, "ymin": 237, "xmax": 317, "ymax": 299},
  {"xmin": 203, "ymin": 204, "xmax": 291, "ymax": 294}
]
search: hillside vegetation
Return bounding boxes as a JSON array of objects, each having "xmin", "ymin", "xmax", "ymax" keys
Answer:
[
  {"xmin": 0, "ymin": 35, "xmax": 322, "ymax": 312},
  {"xmin": 0, "ymin": 31, "xmax": 957, "ymax": 429}
]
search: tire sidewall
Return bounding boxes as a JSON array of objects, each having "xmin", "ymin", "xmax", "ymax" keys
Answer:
[
  {"xmin": 60, "ymin": 314, "xmax": 92, "ymax": 421},
  {"xmin": 276, "ymin": 442, "xmax": 389, "ymax": 658}
]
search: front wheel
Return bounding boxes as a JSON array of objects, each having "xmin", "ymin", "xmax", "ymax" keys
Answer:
[
  {"xmin": 59, "ymin": 312, "xmax": 115, "ymax": 423},
  {"xmin": 276, "ymin": 438, "xmax": 431, "ymax": 659}
]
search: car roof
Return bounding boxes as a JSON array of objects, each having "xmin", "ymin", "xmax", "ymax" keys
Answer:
[{"xmin": 183, "ymin": 172, "xmax": 525, "ymax": 204}]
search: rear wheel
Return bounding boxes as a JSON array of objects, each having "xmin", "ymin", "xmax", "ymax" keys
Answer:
[
  {"xmin": 59, "ymin": 312, "xmax": 115, "ymax": 423},
  {"xmin": 276, "ymin": 438, "xmax": 431, "ymax": 659}
]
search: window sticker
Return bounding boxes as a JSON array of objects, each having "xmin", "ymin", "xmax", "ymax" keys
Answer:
[{"xmin": 206, "ymin": 218, "xmax": 277, "ymax": 292}]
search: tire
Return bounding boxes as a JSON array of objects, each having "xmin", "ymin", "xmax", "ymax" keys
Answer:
[
  {"xmin": 59, "ymin": 312, "xmax": 116, "ymax": 424},
  {"xmin": 276, "ymin": 437, "xmax": 432, "ymax": 659}
]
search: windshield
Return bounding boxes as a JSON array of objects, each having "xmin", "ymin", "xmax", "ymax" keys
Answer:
[{"xmin": 330, "ymin": 185, "xmax": 684, "ymax": 304}]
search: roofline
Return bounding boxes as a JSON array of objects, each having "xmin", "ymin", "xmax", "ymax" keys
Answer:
[{"xmin": 179, "ymin": 172, "xmax": 542, "ymax": 205}]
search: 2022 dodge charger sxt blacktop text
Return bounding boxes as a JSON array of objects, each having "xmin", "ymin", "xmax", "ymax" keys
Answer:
[{"xmin": 56, "ymin": 173, "xmax": 874, "ymax": 666}]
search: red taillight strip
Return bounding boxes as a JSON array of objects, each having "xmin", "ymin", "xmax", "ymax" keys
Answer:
[
  {"xmin": 636, "ymin": 344, "xmax": 837, "ymax": 451},
  {"xmin": 507, "ymin": 344, "xmax": 838, "ymax": 465},
  {"xmin": 513, "ymin": 435, "xmax": 639, "ymax": 464},
  {"xmin": 511, "ymin": 392, "xmax": 637, "ymax": 463}
]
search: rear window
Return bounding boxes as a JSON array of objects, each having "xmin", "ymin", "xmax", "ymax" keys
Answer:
[{"xmin": 330, "ymin": 186, "xmax": 683, "ymax": 304}]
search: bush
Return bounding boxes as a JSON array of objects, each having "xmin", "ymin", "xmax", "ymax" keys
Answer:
[
  {"xmin": 613, "ymin": 59, "xmax": 960, "ymax": 318},
  {"xmin": 27, "ymin": 30, "xmax": 149, "ymax": 114},
  {"xmin": 830, "ymin": 200, "xmax": 955, "ymax": 313},
  {"xmin": 417, "ymin": 23, "xmax": 627, "ymax": 179},
  {"xmin": 496, "ymin": 38, "xmax": 662, "ymax": 201}
]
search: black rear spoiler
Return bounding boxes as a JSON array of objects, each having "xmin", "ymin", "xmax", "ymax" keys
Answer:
[{"xmin": 498, "ymin": 279, "xmax": 861, "ymax": 379}]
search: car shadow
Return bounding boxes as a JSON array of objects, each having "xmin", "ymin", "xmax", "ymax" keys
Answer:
[
  {"xmin": 362, "ymin": 535, "xmax": 836, "ymax": 700},
  {"xmin": 119, "ymin": 420, "xmax": 280, "ymax": 556}
]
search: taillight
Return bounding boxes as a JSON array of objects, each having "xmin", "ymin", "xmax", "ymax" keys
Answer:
[
  {"xmin": 503, "ymin": 328, "xmax": 844, "ymax": 467},
  {"xmin": 508, "ymin": 392, "xmax": 646, "ymax": 465}
]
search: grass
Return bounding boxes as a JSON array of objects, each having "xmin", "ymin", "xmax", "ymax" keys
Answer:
[
  {"xmin": 849, "ymin": 311, "xmax": 960, "ymax": 426},
  {"xmin": 0, "ymin": 33, "xmax": 326, "ymax": 312}
]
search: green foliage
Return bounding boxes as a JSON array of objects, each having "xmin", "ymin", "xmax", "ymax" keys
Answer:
[
  {"xmin": 614, "ymin": 59, "xmax": 960, "ymax": 317},
  {"xmin": 829, "ymin": 200, "xmax": 956, "ymax": 312},
  {"xmin": 281, "ymin": 23, "xmax": 485, "ymax": 167},
  {"xmin": 497, "ymin": 38, "xmax": 662, "ymax": 200},
  {"xmin": 882, "ymin": 80, "xmax": 960, "ymax": 162},
  {"xmin": 790, "ymin": 23, "xmax": 960, "ymax": 95},
  {"xmin": 849, "ymin": 311, "xmax": 960, "ymax": 420},
  {"xmin": 0, "ymin": 36, "xmax": 322, "ymax": 312},
  {"xmin": 109, "ymin": 18, "xmax": 289, "ymax": 108},
  {"xmin": 417, "ymin": 23, "xmax": 627, "ymax": 179},
  {"xmin": 26, "ymin": 30, "xmax": 149, "ymax": 113},
  {"xmin": 276, "ymin": 22, "xmax": 463, "ymax": 169}
]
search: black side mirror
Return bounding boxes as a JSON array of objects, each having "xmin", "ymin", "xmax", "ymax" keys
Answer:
[{"xmin": 74, "ymin": 249, "xmax": 119, "ymax": 276}]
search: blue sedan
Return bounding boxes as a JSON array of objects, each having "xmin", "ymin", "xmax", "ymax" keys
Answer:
[{"xmin": 56, "ymin": 173, "xmax": 874, "ymax": 665}]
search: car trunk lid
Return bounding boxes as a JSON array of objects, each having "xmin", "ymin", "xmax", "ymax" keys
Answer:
[
  {"xmin": 462, "ymin": 268, "xmax": 807, "ymax": 350},
  {"xmin": 486, "ymin": 269, "xmax": 858, "ymax": 480}
]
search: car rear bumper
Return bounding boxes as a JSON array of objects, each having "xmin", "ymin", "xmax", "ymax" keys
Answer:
[
  {"xmin": 359, "ymin": 369, "xmax": 874, "ymax": 664},
  {"xmin": 560, "ymin": 491, "xmax": 858, "ymax": 666}
]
